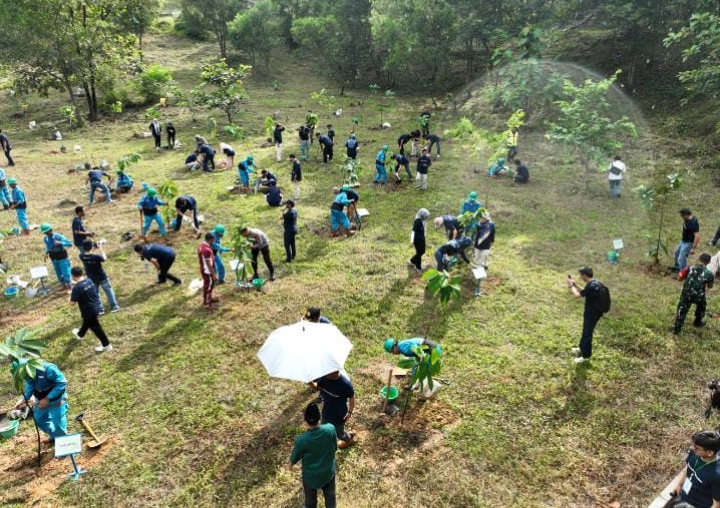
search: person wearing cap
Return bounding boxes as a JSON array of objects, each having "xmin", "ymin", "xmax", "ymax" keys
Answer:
[
  {"xmin": 433, "ymin": 214, "xmax": 464, "ymax": 240},
  {"xmin": 282, "ymin": 200, "xmax": 298, "ymax": 263},
  {"xmin": 80, "ymin": 239, "xmax": 120, "ymax": 312},
  {"xmin": 241, "ymin": 226, "xmax": 276, "ymax": 281},
  {"xmin": 423, "ymin": 133, "xmax": 441, "ymax": 159},
  {"xmin": 289, "ymin": 402, "xmax": 338, "ymax": 508},
  {"xmin": 409, "ymin": 208, "xmax": 430, "ymax": 273},
  {"xmin": 345, "ymin": 133, "xmax": 359, "ymax": 160},
  {"xmin": 671, "ymin": 209, "xmax": 700, "ymax": 273},
  {"xmin": 198, "ymin": 233, "xmax": 218, "ymax": 310},
  {"xmin": 70, "ymin": 266, "xmax": 113, "ymax": 352},
  {"xmin": 434, "ymin": 236, "xmax": 472, "ymax": 271},
  {"xmin": 309, "ymin": 371, "xmax": 356, "ymax": 448},
  {"xmin": 374, "ymin": 145, "xmax": 389, "ymax": 184},
  {"xmin": 460, "ymin": 192, "xmax": 482, "ymax": 236},
  {"xmin": 473, "ymin": 213, "xmax": 495, "ymax": 296},
  {"xmin": 41, "ymin": 224, "xmax": 73, "ymax": 290},
  {"xmin": 384, "ymin": 337, "xmax": 442, "ymax": 359},
  {"xmin": 290, "ymin": 153, "xmax": 302, "ymax": 200},
  {"xmin": 115, "ymin": 168, "xmax": 134, "ymax": 193},
  {"xmin": 566, "ymin": 267, "xmax": 607, "ymax": 364},
  {"xmin": 174, "ymin": 195, "xmax": 201, "ymax": 237},
  {"xmin": 305, "ymin": 307, "xmax": 331, "ymax": 323},
  {"xmin": 673, "ymin": 252, "xmax": 715, "ymax": 334},
  {"xmin": 133, "ymin": 243, "xmax": 182, "ymax": 285},
  {"xmin": 330, "ymin": 187, "xmax": 355, "ymax": 238},
  {"xmin": 513, "ymin": 159, "xmax": 530, "ymax": 184},
  {"xmin": 488, "ymin": 157, "xmax": 509, "ymax": 177},
  {"xmin": 210, "ymin": 225, "xmax": 232, "ymax": 284},
  {"xmin": 71, "ymin": 205, "xmax": 95, "ymax": 254},
  {"xmin": 84, "ymin": 162, "xmax": 113, "ymax": 205},
  {"xmin": 416, "ymin": 147, "xmax": 432, "ymax": 190},
  {"xmin": 137, "ymin": 188, "xmax": 167, "ymax": 240},
  {"xmin": 0, "ymin": 166, "xmax": 11, "ymax": 210},
  {"xmin": 316, "ymin": 132, "xmax": 334, "ymax": 164},
  {"xmin": 670, "ymin": 430, "xmax": 720, "ymax": 508},
  {"xmin": 392, "ymin": 153, "xmax": 412, "ymax": 182},
  {"xmin": 266, "ymin": 180, "xmax": 283, "ymax": 207},
  {"xmin": 8, "ymin": 178, "xmax": 29, "ymax": 234},
  {"xmin": 607, "ymin": 155, "xmax": 626, "ymax": 199},
  {"xmin": 237, "ymin": 155, "xmax": 256, "ymax": 191},
  {"xmin": 13, "ymin": 359, "xmax": 68, "ymax": 441}
]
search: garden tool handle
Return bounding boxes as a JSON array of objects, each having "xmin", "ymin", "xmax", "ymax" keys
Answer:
[{"xmin": 79, "ymin": 419, "xmax": 100, "ymax": 441}]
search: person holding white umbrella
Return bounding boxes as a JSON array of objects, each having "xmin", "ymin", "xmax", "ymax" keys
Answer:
[{"xmin": 309, "ymin": 371, "xmax": 355, "ymax": 449}]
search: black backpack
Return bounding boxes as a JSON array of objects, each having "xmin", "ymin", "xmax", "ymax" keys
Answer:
[{"xmin": 595, "ymin": 282, "xmax": 611, "ymax": 314}]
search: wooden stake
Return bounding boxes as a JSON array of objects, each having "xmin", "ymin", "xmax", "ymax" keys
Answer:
[{"xmin": 381, "ymin": 369, "xmax": 393, "ymax": 413}]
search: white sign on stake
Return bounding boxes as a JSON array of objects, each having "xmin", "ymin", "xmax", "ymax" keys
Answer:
[
  {"xmin": 613, "ymin": 239, "xmax": 624, "ymax": 250},
  {"xmin": 55, "ymin": 433, "xmax": 83, "ymax": 458}
]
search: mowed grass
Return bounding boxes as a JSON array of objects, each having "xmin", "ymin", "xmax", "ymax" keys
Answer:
[{"xmin": 1, "ymin": 33, "xmax": 719, "ymax": 508}]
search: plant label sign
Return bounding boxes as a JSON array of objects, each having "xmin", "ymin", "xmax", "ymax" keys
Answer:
[
  {"xmin": 30, "ymin": 266, "xmax": 50, "ymax": 280},
  {"xmin": 55, "ymin": 433, "xmax": 83, "ymax": 458},
  {"xmin": 613, "ymin": 239, "xmax": 624, "ymax": 250}
]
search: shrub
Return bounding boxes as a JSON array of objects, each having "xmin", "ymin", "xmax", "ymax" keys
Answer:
[{"xmin": 134, "ymin": 65, "xmax": 176, "ymax": 104}]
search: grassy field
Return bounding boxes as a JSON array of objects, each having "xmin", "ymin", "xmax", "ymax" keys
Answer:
[{"xmin": 1, "ymin": 32, "xmax": 719, "ymax": 508}]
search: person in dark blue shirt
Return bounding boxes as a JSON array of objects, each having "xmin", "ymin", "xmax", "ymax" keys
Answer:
[
  {"xmin": 671, "ymin": 430, "xmax": 720, "ymax": 508},
  {"xmin": 70, "ymin": 266, "xmax": 112, "ymax": 352},
  {"xmin": 326, "ymin": 124, "xmax": 335, "ymax": 142},
  {"xmin": 345, "ymin": 134, "xmax": 359, "ymax": 160},
  {"xmin": 423, "ymin": 133, "xmax": 441, "ymax": 158},
  {"xmin": 134, "ymin": 243, "xmax": 182, "ymax": 285},
  {"xmin": 273, "ymin": 123, "xmax": 285, "ymax": 162},
  {"xmin": 290, "ymin": 154, "xmax": 302, "ymax": 200},
  {"xmin": 72, "ymin": 206, "xmax": 95, "ymax": 253},
  {"xmin": 316, "ymin": 133, "xmax": 334, "ymax": 163},
  {"xmin": 397, "ymin": 133, "xmax": 412, "ymax": 155},
  {"xmin": 85, "ymin": 163, "xmax": 113, "ymax": 205},
  {"xmin": 198, "ymin": 143, "xmax": 215, "ymax": 172},
  {"xmin": 174, "ymin": 195, "xmax": 201, "ymax": 236},
  {"xmin": 266, "ymin": 181, "xmax": 283, "ymax": 207},
  {"xmin": 392, "ymin": 153, "xmax": 412, "ymax": 181},
  {"xmin": 409, "ymin": 208, "xmax": 430, "ymax": 272},
  {"xmin": 310, "ymin": 371, "xmax": 355, "ymax": 447},
  {"xmin": 282, "ymin": 200, "xmax": 298, "ymax": 262},
  {"xmin": 305, "ymin": 307, "xmax": 331, "ymax": 323},
  {"xmin": 0, "ymin": 129, "xmax": 14, "ymax": 166},
  {"xmin": 514, "ymin": 159, "xmax": 530, "ymax": 183},
  {"xmin": 166, "ymin": 122, "xmax": 176, "ymax": 149},
  {"xmin": 434, "ymin": 237, "xmax": 472, "ymax": 271},
  {"xmin": 80, "ymin": 240, "xmax": 120, "ymax": 312},
  {"xmin": 433, "ymin": 214, "xmax": 464, "ymax": 240}
]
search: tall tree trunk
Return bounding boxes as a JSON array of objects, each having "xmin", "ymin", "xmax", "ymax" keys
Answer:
[{"xmin": 218, "ymin": 29, "xmax": 227, "ymax": 59}]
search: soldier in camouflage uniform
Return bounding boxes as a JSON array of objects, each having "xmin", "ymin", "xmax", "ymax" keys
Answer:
[{"xmin": 674, "ymin": 253, "xmax": 715, "ymax": 334}]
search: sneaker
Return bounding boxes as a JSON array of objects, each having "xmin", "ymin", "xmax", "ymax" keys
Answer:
[
  {"xmin": 571, "ymin": 347, "xmax": 581, "ymax": 354},
  {"xmin": 270, "ymin": 274, "xmax": 277, "ymax": 281},
  {"xmin": 110, "ymin": 307, "xmax": 121, "ymax": 313},
  {"xmin": 215, "ymin": 280, "xmax": 225, "ymax": 285},
  {"xmin": 407, "ymin": 260, "xmax": 415, "ymax": 268},
  {"xmin": 693, "ymin": 320, "xmax": 707, "ymax": 328},
  {"xmin": 473, "ymin": 288, "xmax": 481, "ymax": 297},
  {"xmin": 72, "ymin": 328, "xmax": 83, "ymax": 341},
  {"xmin": 707, "ymin": 241, "xmax": 717, "ymax": 247},
  {"xmin": 95, "ymin": 344, "xmax": 113, "ymax": 353},
  {"xmin": 172, "ymin": 280, "xmax": 182, "ymax": 286},
  {"xmin": 573, "ymin": 356, "xmax": 590, "ymax": 364},
  {"xmin": 668, "ymin": 266, "xmax": 679, "ymax": 272}
]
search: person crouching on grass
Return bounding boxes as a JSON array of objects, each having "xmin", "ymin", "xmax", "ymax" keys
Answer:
[{"xmin": 70, "ymin": 266, "xmax": 113, "ymax": 353}]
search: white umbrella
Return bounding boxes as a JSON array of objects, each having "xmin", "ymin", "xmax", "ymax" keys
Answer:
[{"xmin": 257, "ymin": 321, "xmax": 353, "ymax": 383}]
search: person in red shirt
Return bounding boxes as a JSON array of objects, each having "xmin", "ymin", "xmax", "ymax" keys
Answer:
[{"xmin": 198, "ymin": 233, "xmax": 218, "ymax": 309}]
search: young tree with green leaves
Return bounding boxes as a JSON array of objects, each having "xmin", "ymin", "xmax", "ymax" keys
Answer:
[
  {"xmin": 193, "ymin": 59, "xmax": 251, "ymax": 124},
  {"xmin": 229, "ymin": 0, "xmax": 282, "ymax": 72},
  {"xmin": 546, "ymin": 71, "xmax": 637, "ymax": 192},
  {"xmin": 633, "ymin": 173, "xmax": 683, "ymax": 264}
]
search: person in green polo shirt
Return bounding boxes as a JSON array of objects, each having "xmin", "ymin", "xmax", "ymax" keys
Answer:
[{"xmin": 289, "ymin": 402, "xmax": 338, "ymax": 508}]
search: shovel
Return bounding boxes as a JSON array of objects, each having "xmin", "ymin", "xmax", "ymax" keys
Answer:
[{"xmin": 75, "ymin": 412, "xmax": 108, "ymax": 448}]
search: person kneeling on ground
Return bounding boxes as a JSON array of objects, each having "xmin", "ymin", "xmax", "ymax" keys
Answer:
[
  {"xmin": 330, "ymin": 187, "xmax": 356, "ymax": 238},
  {"xmin": 308, "ymin": 371, "xmax": 356, "ymax": 449},
  {"xmin": 488, "ymin": 157, "xmax": 510, "ymax": 177},
  {"xmin": 514, "ymin": 159, "xmax": 530, "ymax": 184},
  {"xmin": 115, "ymin": 168, "xmax": 134, "ymax": 193},
  {"xmin": 266, "ymin": 180, "xmax": 283, "ymax": 207}
]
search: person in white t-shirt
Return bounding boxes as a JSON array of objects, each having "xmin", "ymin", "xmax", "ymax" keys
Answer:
[{"xmin": 608, "ymin": 155, "xmax": 627, "ymax": 199}]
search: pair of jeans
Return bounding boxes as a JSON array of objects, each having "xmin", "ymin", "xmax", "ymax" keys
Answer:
[
  {"xmin": 609, "ymin": 179, "xmax": 622, "ymax": 198},
  {"xmin": 157, "ymin": 256, "xmax": 181, "ymax": 284},
  {"xmin": 300, "ymin": 140, "xmax": 310, "ymax": 160},
  {"xmin": 33, "ymin": 400, "xmax": 68, "ymax": 440},
  {"xmin": 78, "ymin": 314, "xmax": 110, "ymax": 347},
  {"xmin": 673, "ymin": 241, "xmax": 693, "ymax": 270},
  {"xmin": 711, "ymin": 224, "xmax": 720, "ymax": 246},
  {"xmin": 284, "ymin": 230, "xmax": 296, "ymax": 262},
  {"xmin": 143, "ymin": 213, "xmax": 166, "ymax": 236},
  {"xmin": 153, "ymin": 134, "xmax": 161, "ymax": 149},
  {"xmin": 214, "ymin": 254, "xmax": 226, "ymax": 282},
  {"xmin": 94, "ymin": 278, "xmax": 119, "ymax": 310},
  {"xmin": 0, "ymin": 186, "xmax": 9, "ymax": 207},
  {"xmin": 434, "ymin": 249, "xmax": 447, "ymax": 271},
  {"xmin": 579, "ymin": 311, "xmax": 602, "ymax": 359},
  {"xmin": 175, "ymin": 207, "xmax": 198, "ymax": 231},
  {"xmin": 428, "ymin": 138, "xmax": 440, "ymax": 155},
  {"xmin": 51, "ymin": 258, "xmax": 71, "ymax": 285},
  {"xmin": 396, "ymin": 162, "xmax": 412, "ymax": 180},
  {"xmin": 89, "ymin": 181, "xmax": 112, "ymax": 204},
  {"xmin": 202, "ymin": 154, "xmax": 215, "ymax": 172},
  {"xmin": 4, "ymin": 147, "xmax": 14, "ymax": 165},
  {"xmin": 251, "ymin": 246, "xmax": 274, "ymax": 278},
  {"xmin": 330, "ymin": 209, "xmax": 350, "ymax": 231},
  {"xmin": 411, "ymin": 240, "xmax": 425, "ymax": 270},
  {"xmin": 416, "ymin": 173, "xmax": 428, "ymax": 190},
  {"xmin": 167, "ymin": 134, "xmax": 175, "ymax": 148},
  {"xmin": 374, "ymin": 164, "xmax": 387, "ymax": 183},
  {"xmin": 15, "ymin": 207, "xmax": 29, "ymax": 230},
  {"xmin": 302, "ymin": 475, "xmax": 336, "ymax": 508}
]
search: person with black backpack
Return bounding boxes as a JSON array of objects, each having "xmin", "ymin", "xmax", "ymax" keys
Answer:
[
  {"xmin": 566, "ymin": 266, "xmax": 611, "ymax": 364},
  {"xmin": 674, "ymin": 253, "xmax": 715, "ymax": 334}
]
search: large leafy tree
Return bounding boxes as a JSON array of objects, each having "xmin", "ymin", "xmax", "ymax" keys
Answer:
[
  {"xmin": 192, "ymin": 59, "xmax": 251, "ymax": 123},
  {"xmin": 113, "ymin": 0, "xmax": 160, "ymax": 53},
  {"xmin": 229, "ymin": 0, "xmax": 283, "ymax": 73},
  {"xmin": 0, "ymin": 0, "xmax": 140, "ymax": 121},
  {"xmin": 179, "ymin": 0, "xmax": 245, "ymax": 59}
]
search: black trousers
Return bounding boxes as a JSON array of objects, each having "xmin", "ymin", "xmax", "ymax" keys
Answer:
[
  {"xmin": 153, "ymin": 134, "xmax": 161, "ymax": 149},
  {"xmin": 3, "ymin": 148, "xmax": 14, "ymax": 166},
  {"xmin": 167, "ymin": 133, "xmax": 175, "ymax": 148},
  {"xmin": 251, "ymin": 246, "xmax": 274, "ymax": 278},
  {"xmin": 284, "ymin": 230, "xmax": 296, "ymax": 262},
  {"xmin": 175, "ymin": 206, "xmax": 198, "ymax": 231},
  {"xmin": 579, "ymin": 311, "xmax": 602, "ymax": 359},
  {"xmin": 323, "ymin": 146, "xmax": 333, "ymax": 163},
  {"xmin": 712, "ymin": 224, "xmax": 720, "ymax": 246},
  {"xmin": 158, "ymin": 256, "xmax": 181, "ymax": 284},
  {"xmin": 410, "ymin": 240, "xmax": 425, "ymax": 269},
  {"xmin": 79, "ymin": 314, "xmax": 109, "ymax": 346}
]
